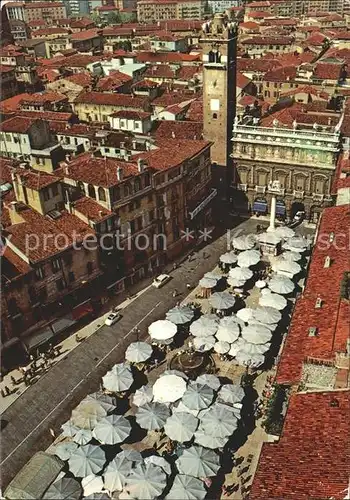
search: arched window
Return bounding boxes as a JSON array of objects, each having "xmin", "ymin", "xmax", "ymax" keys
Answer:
[
  {"xmin": 213, "ymin": 113, "xmax": 218, "ymax": 119},
  {"xmin": 77, "ymin": 181, "xmax": 85, "ymax": 195},
  {"xmin": 98, "ymin": 187, "xmax": 106, "ymax": 202},
  {"xmin": 88, "ymin": 184, "xmax": 96, "ymax": 199},
  {"xmin": 144, "ymin": 172, "xmax": 150, "ymax": 186},
  {"xmin": 112, "ymin": 186, "xmax": 120, "ymax": 201},
  {"xmin": 134, "ymin": 179, "xmax": 141, "ymax": 192},
  {"xmin": 208, "ymin": 50, "xmax": 215, "ymax": 63},
  {"xmin": 124, "ymin": 182, "xmax": 132, "ymax": 197},
  {"xmin": 216, "ymin": 51, "xmax": 221, "ymax": 63}
]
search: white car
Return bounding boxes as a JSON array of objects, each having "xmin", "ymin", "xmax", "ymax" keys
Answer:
[
  {"xmin": 104, "ymin": 312, "xmax": 122, "ymax": 326},
  {"xmin": 152, "ymin": 274, "xmax": 171, "ymax": 289}
]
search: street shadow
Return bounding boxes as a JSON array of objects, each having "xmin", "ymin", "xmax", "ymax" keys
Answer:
[{"xmin": 124, "ymin": 415, "xmax": 147, "ymax": 444}]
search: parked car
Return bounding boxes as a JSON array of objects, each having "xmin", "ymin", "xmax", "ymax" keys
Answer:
[
  {"xmin": 104, "ymin": 312, "xmax": 122, "ymax": 326},
  {"xmin": 152, "ymin": 274, "xmax": 171, "ymax": 289}
]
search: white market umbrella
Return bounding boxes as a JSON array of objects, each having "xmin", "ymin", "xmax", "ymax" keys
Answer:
[
  {"xmin": 135, "ymin": 402, "xmax": 170, "ymax": 430},
  {"xmin": 209, "ymin": 291, "xmax": 236, "ymax": 310},
  {"xmin": 162, "ymin": 369, "xmax": 188, "ymax": 380},
  {"xmin": 220, "ymin": 315, "xmax": 245, "ymax": 329},
  {"xmin": 229, "ymin": 266, "xmax": 253, "ymax": 282},
  {"xmin": 148, "ymin": 320, "xmax": 177, "ymax": 341},
  {"xmin": 61, "ymin": 420, "xmax": 79, "ymax": 438},
  {"xmin": 102, "ymin": 363, "xmax": 133, "ymax": 393},
  {"xmin": 241, "ymin": 325, "xmax": 272, "ymax": 344},
  {"xmin": 237, "ymin": 249, "xmax": 261, "ymax": 268},
  {"xmin": 196, "ymin": 374, "xmax": 221, "ymax": 391},
  {"xmin": 132, "ymin": 385, "xmax": 153, "ymax": 407},
  {"xmin": 164, "ymin": 412, "xmax": 199, "ymax": 442},
  {"xmin": 54, "ymin": 442, "xmax": 78, "ymax": 461},
  {"xmin": 182, "ymin": 382, "xmax": 214, "ymax": 410},
  {"xmin": 219, "ymin": 252, "xmax": 238, "ymax": 265},
  {"xmin": 193, "ymin": 335, "xmax": 216, "ymax": 352},
  {"xmin": 166, "ymin": 306, "xmax": 194, "ymax": 325},
  {"xmin": 144, "ymin": 455, "xmax": 171, "ymax": 475},
  {"xmin": 166, "ymin": 474, "xmax": 206, "ymax": 500},
  {"xmin": 194, "ymin": 428, "xmax": 229, "ymax": 450},
  {"xmin": 255, "ymin": 280, "xmax": 266, "ymax": 289},
  {"xmin": 118, "ymin": 450, "xmax": 143, "ymax": 464},
  {"xmin": 214, "ymin": 341, "xmax": 230, "ymax": 354},
  {"xmin": 71, "ymin": 401, "xmax": 107, "ymax": 430},
  {"xmin": 282, "ymin": 251, "xmax": 301, "ymax": 262},
  {"xmin": 268, "ymin": 275, "xmax": 295, "ymax": 295},
  {"xmin": 200, "ymin": 404, "xmax": 238, "ymax": 438},
  {"xmin": 259, "ymin": 292, "xmax": 287, "ymax": 310},
  {"xmin": 103, "ymin": 453, "xmax": 136, "ymax": 494},
  {"xmin": 284, "ymin": 236, "xmax": 308, "ymax": 249},
  {"xmin": 68, "ymin": 444, "xmax": 105, "ymax": 478},
  {"xmin": 249, "ymin": 320, "xmax": 277, "ymax": 332},
  {"xmin": 272, "ymin": 260, "xmax": 301, "ymax": 276},
  {"xmin": 176, "ymin": 446, "xmax": 220, "ymax": 478},
  {"xmin": 125, "ymin": 463, "xmax": 166, "ymax": 500},
  {"xmin": 125, "ymin": 342, "xmax": 152, "ymax": 363},
  {"xmin": 228, "ymin": 338, "xmax": 246, "ymax": 357},
  {"xmin": 239, "ymin": 342, "xmax": 270, "ymax": 356},
  {"xmin": 257, "ymin": 232, "xmax": 281, "ymax": 245},
  {"xmin": 85, "ymin": 392, "xmax": 117, "ymax": 414},
  {"xmin": 73, "ymin": 429, "xmax": 93, "ymax": 445},
  {"xmin": 216, "ymin": 322, "xmax": 240, "ymax": 343},
  {"xmin": 235, "ymin": 351, "xmax": 265, "ymax": 368},
  {"xmin": 190, "ymin": 316, "xmax": 219, "ymax": 337},
  {"xmin": 82, "ymin": 475, "xmax": 104, "ymax": 498},
  {"xmin": 237, "ymin": 307, "xmax": 254, "ymax": 323},
  {"xmin": 153, "ymin": 374, "xmax": 187, "ymax": 403},
  {"xmin": 273, "ymin": 226, "xmax": 295, "ymax": 239},
  {"xmin": 218, "ymin": 384, "xmax": 245, "ymax": 405},
  {"xmin": 204, "ymin": 271, "xmax": 222, "ymax": 281},
  {"xmin": 199, "ymin": 277, "xmax": 217, "ymax": 289},
  {"xmin": 93, "ymin": 415, "xmax": 131, "ymax": 445},
  {"xmin": 43, "ymin": 477, "xmax": 82, "ymax": 500},
  {"xmin": 253, "ymin": 306, "xmax": 282, "ymax": 324},
  {"xmin": 173, "ymin": 401, "xmax": 200, "ymax": 418},
  {"xmin": 227, "ymin": 276, "xmax": 246, "ymax": 288},
  {"xmin": 231, "ymin": 235, "xmax": 256, "ymax": 250}
]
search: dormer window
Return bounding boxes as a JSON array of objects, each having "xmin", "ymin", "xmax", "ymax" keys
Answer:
[
  {"xmin": 308, "ymin": 326, "xmax": 318, "ymax": 337},
  {"xmin": 315, "ymin": 297, "xmax": 322, "ymax": 309},
  {"xmin": 329, "ymin": 232, "xmax": 334, "ymax": 242},
  {"xmin": 324, "ymin": 256, "xmax": 331, "ymax": 268}
]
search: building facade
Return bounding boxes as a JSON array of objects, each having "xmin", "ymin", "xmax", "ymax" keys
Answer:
[
  {"xmin": 137, "ymin": 0, "xmax": 204, "ymax": 23},
  {"xmin": 200, "ymin": 14, "xmax": 237, "ymax": 196},
  {"xmin": 231, "ymin": 121, "xmax": 341, "ymax": 223}
]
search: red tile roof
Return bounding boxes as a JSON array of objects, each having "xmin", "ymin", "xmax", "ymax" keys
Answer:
[
  {"xmin": 331, "ymin": 153, "xmax": 350, "ymax": 193},
  {"xmin": 110, "ymin": 110, "xmax": 151, "ymax": 120},
  {"xmin": 236, "ymin": 72, "xmax": 252, "ymax": 89},
  {"xmin": 241, "ymin": 36, "xmax": 293, "ymax": 45},
  {"xmin": 0, "ymin": 65, "xmax": 15, "ymax": 74},
  {"xmin": 18, "ymin": 110, "xmax": 74, "ymax": 122},
  {"xmin": 32, "ymin": 27, "xmax": 69, "ymax": 37},
  {"xmin": 276, "ymin": 204, "xmax": 350, "ymax": 385},
  {"xmin": 74, "ymin": 91, "xmax": 148, "ymax": 110},
  {"xmin": 132, "ymin": 79, "xmax": 160, "ymax": 89},
  {"xmin": 72, "ymin": 196, "xmax": 112, "ymax": 223},
  {"xmin": 20, "ymin": 92, "xmax": 67, "ymax": 105},
  {"xmin": 97, "ymin": 71, "xmax": 132, "ymax": 91},
  {"xmin": 137, "ymin": 138, "xmax": 211, "ymax": 172},
  {"xmin": 57, "ymin": 153, "xmax": 139, "ymax": 188},
  {"xmin": 25, "ymin": 2, "xmax": 64, "ymax": 8},
  {"xmin": 64, "ymin": 73, "xmax": 93, "ymax": 88},
  {"xmin": 250, "ymin": 390, "xmax": 350, "ymax": 500},
  {"xmin": 1, "ymin": 116, "xmax": 37, "ymax": 134},
  {"xmin": 281, "ymin": 85, "xmax": 329, "ymax": 100},
  {"xmin": 177, "ymin": 66, "xmax": 201, "ymax": 81},
  {"xmin": 153, "ymin": 120, "xmax": 203, "ymax": 140},
  {"xmin": 263, "ymin": 65, "xmax": 297, "ymax": 81},
  {"xmin": 306, "ymin": 31, "xmax": 328, "ymax": 45},
  {"xmin": 0, "ymin": 156, "xmax": 19, "ymax": 184},
  {"xmin": 70, "ymin": 18, "xmax": 95, "ymax": 29},
  {"xmin": 27, "ymin": 19, "xmax": 46, "ymax": 28},
  {"xmin": 38, "ymin": 54, "xmax": 102, "ymax": 69},
  {"xmin": 144, "ymin": 65, "xmax": 177, "ymax": 79},
  {"xmin": 237, "ymin": 57, "xmax": 282, "ymax": 73},
  {"xmin": 152, "ymin": 92, "xmax": 194, "ymax": 108},
  {"xmin": 37, "ymin": 68, "xmax": 61, "ymax": 83},
  {"xmin": 247, "ymin": 10, "xmax": 271, "ymax": 18},
  {"xmin": 2, "ymin": 246, "xmax": 32, "ymax": 277},
  {"xmin": 136, "ymin": 51, "xmax": 200, "ymax": 64},
  {"xmin": 12, "ymin": 168, "xmax": 61, "ymax": 190},
  {"xmin": 313, "ymin": 62, "xmax": 342, "ymax": 80},
  {"xmin": 71, "ymin": 29, "xmax": 101, "ymax": 41},
  {"xmin": 185, "ymin": 98, "xmax": 203, "ymax": 122},
  {"xmin": 239, "ymin": 21, "xmax": 260, "ymax": 30}
]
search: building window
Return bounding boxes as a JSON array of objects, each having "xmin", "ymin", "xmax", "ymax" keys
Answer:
[
  {"xmin": 51, "ymin": 184, "xmax": 58, "ymax": 196},
  {"xmin": 28, "ymin": 286, "xmax": 38, "ymax": 304},
  {"xmin": 296, "ymin": 177, "xmax": 305, "ymax": 191},
  {"xmin": 68, "ymin": 271, "xmax": 75, "ymax": 282},
  {"xmin": 135, "ymin": 199, "xmax": 141, "ymax": 209},
  {"xmin": 134, "ymin": 179, "xmax": 141, "ymax": 192},
  {"xmin": 51, "ymin": 258, "xmax": 61, "ymax": 273},
  {"xmin": 98, "ymin": 187, "xmax": 106, "ymax": 202},
  {"xmin": 212, "ymin": 113, "xmax": 217, "ymax": 119},
  {"xmin": 56, "ymin": 278, "xmax": 66, "ymax": 291},
  {"xmin": 88, "ymin": 184, "xmax": 96, "ymax": 199},
  {"xmin": 124, "ymin": 183, "xmax": 132, "ymax": 197},
  {"xmin": 87, "ymin": 261, "xmax": 93, "ymax": 274},
  {"xmin": 43, "ymin": 188, "xmax": 50, "ymax": 201},
  {"xmin": 35, "ymin": 266, "xmax": 45, "ymax": 280}
]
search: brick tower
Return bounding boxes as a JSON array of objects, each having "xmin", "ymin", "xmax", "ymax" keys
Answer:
[{"xmin": 200, "ymin": 14, "xmax": 237, "ymax": 198}]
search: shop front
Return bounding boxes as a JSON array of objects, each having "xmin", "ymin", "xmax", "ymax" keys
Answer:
[{"xmin": 253, "ymin": 198, "xmax": 268, "ymax": 215}]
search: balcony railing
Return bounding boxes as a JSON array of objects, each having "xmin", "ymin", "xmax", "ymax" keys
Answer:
[
  {"xmin": 293, "ymin": 190, "xmax": 304, "ymax": 199},
  {"xmin": 312, "ymin": 193, "xmax": 324, "ymax": 202},
  {"xmin": 255, "ymin": 185, "xmax": 266, "ymax": 194},
  {"xmin": 233, "ymin": 124, "xmax": 340, "ymax": 142},
  {"xmin": 189, "ymin": 188, "xmax": 217, "ymax": 220}
]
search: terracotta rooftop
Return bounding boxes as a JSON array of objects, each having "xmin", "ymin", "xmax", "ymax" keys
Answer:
[
  {"xmin": 70, "ymin": 18, "xmax": 95, "ymax": 29},
  {"xmin": 74, "ymin": 92, "xmax": 148, "ymax": 110},
  {"xmin": 38, "ymin": 54, "xmax": 102, "ymax": 69},
  {"xmin": 136, "ymin": 51, "xmax": 200, "ymax": 64},
  {"xmin": 241, "ymin": 36, "xmax": 294, "ymax": 45},
  {"xmin": 18, "ymin": 110, "xmax": 74, "ymax": 122},
  {"xmin": 313, "ymin": 61, "xmax": 343, "ymax": 80},
  {"xmin": 331, "ymin": 153, "xmax": 350, "ymax": 193},
  {"xmin": 263, "ymin": 65, "xmax": 297, "ymax": 82},
  {"xmin": 276, "ymin": 204, "xmax": 350, "ymax": 385},
  {"xmin": 20, "ymin": 92, "xmax": 67, "ymax": 105},
  {"xmin": 72, "ymin": 196, "xmax": 112, "ymax": 223},
  {"xmin": 144, "ymin": 65, "xmax": 177, "ymax": 79},
  {"xmin": 137, "ymin": 138, "xmax": 211, "ymax": 172},
  {"xmin": 153, "ymin": 120, "xmax": 203, "ymax": 140},
  {"xmin": 250, "ymin": 390, "xmax": 350, "ymax": 500},
  {"xmin": 32, "ymin": 27, "xmax": 69, "ymax": 37},
  {"xmin": 71, "ymin": 29, "xmax": 101, "ymax": 41},
  {"xmin": 185, "ymin": 98, "xmax": 203, "ymax": 122},
  {"xmin": 97, "ymin": 71, "xmax": 132, "ymax": 91},
  {"xmin": 237, "ymin": 57, "xmax": 282, "ymax": 73},
  {"xmin": 64, "ymin": 73, "xmax": 93, "ymax": 88},
  {"xmin": 12, "ymin": 168, "xmax": 61, "ymax": 190},
  {"xmin": 110, "ymin": 110, "xmax": 151, "ymax": 120},
  {"xmin": 152, "ymin": 92, "xmax": 195, "ymax": 108},
  {"xmin": 2, "ymin": 246, "xmax": 32, "ymax": 278},
  {"xmin": 237, "ymin": 72, "xmax": 252, "ymax": 89},
  {"xmin": 57, "ymin": 153, "xmax": 139, "ymax": 188},
  {"xmin": 281, "ymin": 85, "xmax": 329, "ymax": 100},
  {"xmin": 0, "ymin": 65, "xmax": 15, "ymax": 73},
  {"xmin": 3, "ymin": 204, "xmax": 94, "ymax": 263},
  {"xmin": 1, "ymin": 116, "xmax": 37, "ymax": 134}
]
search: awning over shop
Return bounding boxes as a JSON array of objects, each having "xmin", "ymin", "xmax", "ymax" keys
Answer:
[
  {"xmin": 51, "ymin": 316, "xmax": 76, "ymax": 334},
  {"xmin": 253, "ymin": 200, "xmax": 268, "ymax": 213},
  {"xmin": 276, "ymin": 201, "xmax": 286, "ymax": 215},
  {"xmin": 23, "ymin": 328, "xmax": 55, "ymax": 351},
  {"xmin": 72, "ymin": 301, "xmax": 94, "ymax": 321}
]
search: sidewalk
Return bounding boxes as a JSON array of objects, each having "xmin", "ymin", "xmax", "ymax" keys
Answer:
[{"xmin": 0, "ymin": 285, "xmax": 151, "ymax": 414}]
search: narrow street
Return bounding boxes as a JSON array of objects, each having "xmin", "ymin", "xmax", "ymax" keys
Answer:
[{"xmin": 0, "ymin": 217, "xmax": 314, "ymax": 487}]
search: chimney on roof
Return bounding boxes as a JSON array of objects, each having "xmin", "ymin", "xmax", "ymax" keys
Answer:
[
  {"xmin": 324, "ymin": 255, "xmax": 331, "ymax": 268},
  {"xmin": 9, "ymin": 201, "xmax": 25, "ymax": 225},
  {"xmin": 117, "ymin": 166, "xmax": 123, "ymax": 181},
  {"xmin": 98, "ymin": 210, "xmax": 103, "ymax": 217},
  {"xmin": 65, "ymin": 153, "xmax": 72, "ymax": 163},
  {"xmin": 315, "ymin": 296, "xmax": 322, "ymax": 309}
]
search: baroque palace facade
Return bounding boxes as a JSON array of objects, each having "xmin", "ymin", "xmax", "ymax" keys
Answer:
[{"xmin": 231, "ymin": 120, "xmax": 341, "ymax": 223}]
